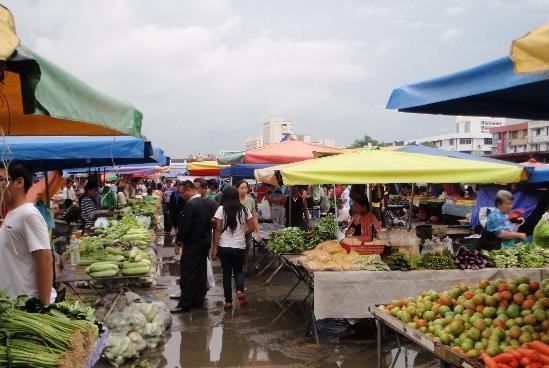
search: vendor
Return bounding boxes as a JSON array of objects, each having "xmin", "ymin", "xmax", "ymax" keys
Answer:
[
  {"xmin": 346, "ymin": 195, "xmax": 380, "ymax": 242},
  {"xmin": 0, "ymin": 161, "xmax": 55, "ymax": 305},
  {"xmin": 80, "ymin": 181, "xmax": 99, "ymax": 235},
  {"xmin": 482, "ymin": 190, "xmax": 526, "ymax": 249}
]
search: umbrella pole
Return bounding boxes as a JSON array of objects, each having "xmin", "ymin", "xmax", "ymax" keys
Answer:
[
  {"xmin": 408, "ymin": 183, "xmax": 415, "ymax": 231},
  {"xmin": 333, "ymin": 184, "xmax": 338, "ymax": 220},
  {"xmin": 44, "ymin": 171, "xmax": 50, "ymax": 209}
]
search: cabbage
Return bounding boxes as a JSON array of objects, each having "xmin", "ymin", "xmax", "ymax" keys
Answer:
[
  {"xmin": 128, "ymin": 331, "xmax": 147, "ymax": 352},
  {"xmin": 103, "ymin": 334, "xmax": 137, "ymax": 367},
  {"xmin": 533, "ymin": 216, "xmax": 549, "ymax": 249},
  {"xmin": 107, "ymin": 312, "xmax": 131, "ymax": 334}
]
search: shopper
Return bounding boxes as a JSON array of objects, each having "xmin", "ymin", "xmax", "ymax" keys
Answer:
[
  {"xmin": 194, "ymin": 178, "xmax": 219, "ymax": 219},
  {"xmin": 169, "ymin": 183, "xmax": 184, "ymax": 234},
  {"xmin": 62, "ymin": 178, "xmax": 77, "ymax": 207},
  {"xmin": 269, "ymin": 187, "xmax": 286, "ymax": 226},
  {"xmin": 346, "ymin": 194, "xmax": 380, "ymax": 241},
  {"xmin": 211, "ymin": 186, "xmax": 254, "ymax": 310},
  {"xmin": 235, "ymin": 180, "xmax": 259, "ymax": 267},
  {"xmin": 0, "ymin": 161, "xmax": 55, "ymax": 305},
  {"xmin": 162, "ymin": 180, "xmax": 174, "ymax": 235},
  {"xmin": 172, "ymin": 181, "xmax": 212, "ymax": 313},
  {"xmin": 117, "ymin": 185, "xmax": 128, "ymax": 206},
  {"xmin": 285, "ymin": 186, "xmax": 310, "ymax": 229},
  {"xmin": 80, "ymin": 181, "xmax": 99, "ymax": 235}
]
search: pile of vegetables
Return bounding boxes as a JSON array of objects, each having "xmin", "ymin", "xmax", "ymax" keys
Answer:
[
  {"xmin": 516, "ymin": 244, "xmax": 546, "ymax": 269},
  {"xmin": 487, "ymin": 248, "xmax": 520, "ymax": 268},
  {"xmin": 346, "ymin": 252, "xmax": 391, "ymax": 271},
  {"xmin": 481, "ymin": 341, "xmax": 549, "ymax": 368},
  {"xmin": 127, "ymin": 199, "xmax": 157, "ymax": 217},
  {"xmin": 380, "ymin": 276, "xmax": 548, "ymax": 359},
  {"xmin": 83, "ymin": 246, "xmax": 153, "ymax": 278},
  {"xmin": 103, "ymin": 301, "xmax": 171, "ymax": 367},
  {"xmin": 267, "ymin": 227, "xmax": 307, "ymax": 255},
  {"xmin": 387, "ymin": 251, "xmax": 417, "ymax": 271},
  {"xmin": 454, "ymin": 247, "xmax": 494, "ymax": 270},
  {"xmin": 0, "ymin": 294, "xmax": 99, "ymax": 368},
  {"xmin": 306, "ymin": 216, "xmax": 338, "ymax": 248},
  {"xmin": 421, "ymin": 249, "xmax": 455, "ymax": 270},
  {"xmin": 102, "ymin": 216, "xmax": 151, "ymax": 247},
  {"xmin": 532, "ymin": 215, "xmax": 549, "ymax": 249}
]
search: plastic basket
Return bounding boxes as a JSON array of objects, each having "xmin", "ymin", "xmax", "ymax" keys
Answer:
[{"xmin": 341, "ymin": 238, "xmax": 386, "ymax": 255}]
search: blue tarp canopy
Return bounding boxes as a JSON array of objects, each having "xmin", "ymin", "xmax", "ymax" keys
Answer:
[
  {"xmin": 221, "ymin": 164, "xmax": 273, "ymax": 179},
  {"xmin": 396, "ymin": 145, "xmax": 519, "ymax": 166},
  {"xmin": 1, "ymin": 136, "xmax": 153, "ymax": 171},
  {"xmin": 470, "ymin": 186, "xmax": 545, "ymax": 228},
  {"xmin": 152, "ymin": 147, "xmax": 170, "ymax": 167},
  {"xmin": 386, "ymin": 57, "xmax": 549, "ymax": 120},
  {"xmin": 529, "ymin": 167, "xmax": 549, "ymax": 183}
]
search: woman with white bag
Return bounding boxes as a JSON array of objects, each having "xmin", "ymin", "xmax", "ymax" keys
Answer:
[{"xmin": 210, "ymin": 186, "xmax": 255, "ymax": 310}]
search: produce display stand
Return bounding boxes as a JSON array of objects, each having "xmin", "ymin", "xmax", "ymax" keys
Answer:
[
  {"xmin": 56, "ymin": 262, "xmax": 148, "ymax": 302},
  {"xmin": 368, "ymin": 305, "xmax": 480, "ymax": 368}
]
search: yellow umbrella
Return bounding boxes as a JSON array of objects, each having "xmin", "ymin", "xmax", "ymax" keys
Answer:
[
  {"xmin": 273, "ymin": 150, "xmax": 525, "ymax": 185},
  {"xmin": 511, "ymin": 24, "xmax": 549, "ymax": 73}
]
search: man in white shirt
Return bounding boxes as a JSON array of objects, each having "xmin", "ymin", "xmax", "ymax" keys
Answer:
[
  {"xmin": 0, "ymin": 161, "xmax": 54, "ymax": 305},
  {"xmin": 62, "ymin": 178, "xmax": 77, "ymax": 206}
]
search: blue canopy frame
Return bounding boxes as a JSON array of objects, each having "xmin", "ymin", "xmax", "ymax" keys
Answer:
[
  {"xmin": 1, "ymin": 136, "xmax": 154, "ymax": 171},
  {"xmin": 396, "ymin": 145, "xmax": 519, "ymax": 166},
  {"xmin": 386, "ymin": 57, "xmax": 549, "ymax": 120}
]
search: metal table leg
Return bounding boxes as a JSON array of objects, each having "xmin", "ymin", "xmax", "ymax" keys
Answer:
[
  {"xmin": 63, "ymin": 282, "xmax": 84, "ymax": 301},
  {"xmin": 376, "ymin": 319, "xmax": 383, "ymax": 368},
  {"xmin": 264, "ymin": 262, "xmax": 285, "ymax": 285},
  {"xmin": 281, "ymin": 278, "xmax": 302, "ymax": 303},
  {"xmin": 256, "ymin": 257, "xmax": 277, "ymax": 277}
]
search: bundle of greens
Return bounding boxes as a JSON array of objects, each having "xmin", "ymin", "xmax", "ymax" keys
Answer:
[
  {"xmin": 0, "ymin": 294, "xmax": 99, "ymax": 368},
  {"xmin": 306, "ymin": 216, "xmax": 338, "ymax": 248},
  {"xmin": 267, "ymin": 227, "xmax": 306, "ymax": 255}
]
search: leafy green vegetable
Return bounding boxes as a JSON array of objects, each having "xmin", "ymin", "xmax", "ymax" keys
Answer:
[
  {"xmin": 306, "ymin": 216, "xmax": 338, "ymax": 248},
  {"xmin": 533, "ymin": 216, "xmax": 549, "ymax": 248},
  {"xmin": 267, "ymin": 227, "xmax": 306, "ymax": 255}
]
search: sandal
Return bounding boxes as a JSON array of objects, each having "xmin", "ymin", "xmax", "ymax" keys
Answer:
[
  {"xmin": 236, "ymin": 291, "xmax": 248, "ymax": 307},
  {"xmin": 224, "ymin": 302, "xmax": 233, "ymax": 311}
]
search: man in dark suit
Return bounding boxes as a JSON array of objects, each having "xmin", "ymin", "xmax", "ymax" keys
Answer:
[{"xmin": 171, "ymin": 180, "xmax": 212, "ymax": 313}]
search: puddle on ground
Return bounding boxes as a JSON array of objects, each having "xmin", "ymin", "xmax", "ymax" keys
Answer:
[{"xmin": 95, "ymin": 254, "xmax": 439, "ymax": 368}]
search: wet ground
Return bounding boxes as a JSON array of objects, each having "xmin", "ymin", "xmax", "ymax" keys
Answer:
[{"xmin": 94, "ymin": 238, "xmax": 440, "ymax": 368}]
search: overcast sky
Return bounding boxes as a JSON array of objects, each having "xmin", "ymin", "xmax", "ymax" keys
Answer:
[{"xmin": 5, "ymin": 1, "xmax": 548, "ymax": 157}]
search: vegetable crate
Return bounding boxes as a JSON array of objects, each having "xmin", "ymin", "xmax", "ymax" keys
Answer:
[{"xmin": 341, "ymin": 239, "xmax": 386, "ymax": 255}]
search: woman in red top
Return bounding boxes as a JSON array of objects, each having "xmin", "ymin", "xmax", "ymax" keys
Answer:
[{"xmin": 346, "ymin": 195, "xmax": 381, "ymax": 242}]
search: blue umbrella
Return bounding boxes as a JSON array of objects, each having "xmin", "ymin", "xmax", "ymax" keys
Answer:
[{"xmin": 386, "ymin": 56, "xmax": 549, "ymax": 120}]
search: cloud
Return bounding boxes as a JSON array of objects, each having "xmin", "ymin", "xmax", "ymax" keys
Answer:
[
  {"xmin": 346, "ymin": 4, "xmax": 393, "ymax": 18},
  {"xmin": 438, "ymin": 27, "xmax": 464, "ymax": 43},
  {"xmin": 446, "ymin": 5, "xmax": 466, "ymax": 15},
  {"xmin": 3, "ymin": 0, "xmax": 546, "ymax": 155}
]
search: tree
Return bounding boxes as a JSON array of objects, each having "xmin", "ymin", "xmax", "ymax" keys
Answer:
[
  {"xmin": 351, "ymin": 135, "xmax": 385, "ymax": 148},
  {"xmin": 407, "ymin": 140, "xmax": 437, "ymax": 148}
]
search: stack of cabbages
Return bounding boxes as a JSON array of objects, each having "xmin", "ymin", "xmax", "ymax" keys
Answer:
[{"xmin": 103, "ymin": 301, "xmax": 171, "ymax": 367}]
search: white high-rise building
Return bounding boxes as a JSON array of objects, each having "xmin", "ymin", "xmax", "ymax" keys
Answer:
[
  {"xmin": 263, "ymin": 117, "xmax": 293, "ymax": 145},
  {"xmin": 244, "ymin": 136, "xmax": 264, "ymax": 151},
  {"xmin": 406, "ymin": 116, "xmax": 506, "ymax": 156}
]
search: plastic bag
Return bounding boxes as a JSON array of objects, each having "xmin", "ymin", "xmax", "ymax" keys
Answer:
[
  {"xmin": 106, "ymin": 312, "xmax": 131, "ymax": 335},
  {"xmin": 206, "ymin": 258, "xmax": 215, "ymax": 289},
  {"xmin": 257, "ymin": 198, "xmax": 271, "ymax": 220}
]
